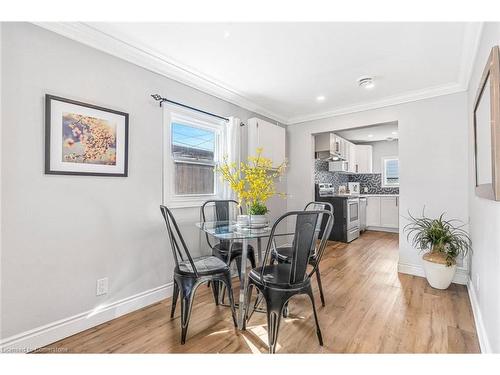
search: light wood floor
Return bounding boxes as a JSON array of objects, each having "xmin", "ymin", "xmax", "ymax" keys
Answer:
[{"xmin": 38, "ymin": 231, "xmax": 480, "ymax": 353}]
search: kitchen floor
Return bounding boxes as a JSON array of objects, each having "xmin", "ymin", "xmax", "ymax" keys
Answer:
[{"xmin": 36, "ymin": 231, "xmax": 479, "ymax": 353}]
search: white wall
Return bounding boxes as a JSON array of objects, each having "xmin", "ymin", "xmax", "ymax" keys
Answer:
[
  {"xmin": 0, "ymin": 23, "xmax": 283, "ymax": 346},
  {"xmin": 466, "ymin": 22, "xmax": 500, "ymax": 353},
  {"xmin": 360, "ymin": 139, "xmax": 399, "ymax": 173},
  {"xmin": 286, "ymin": 92, "xmax": 469, "ymax": 281}
]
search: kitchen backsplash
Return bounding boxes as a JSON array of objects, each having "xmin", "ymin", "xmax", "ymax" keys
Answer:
[{"xmin": 314, "ymin": 160, "xmax": 399, "ymax": 194}]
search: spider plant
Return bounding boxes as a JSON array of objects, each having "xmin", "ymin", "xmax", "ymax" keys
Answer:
[{"xmin": 404, "ymin": 208, "xmax": 472, "ymax": 267}]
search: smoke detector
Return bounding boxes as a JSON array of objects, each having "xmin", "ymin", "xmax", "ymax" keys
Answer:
[{"xmin": 358, "ymin": 76, "xmax": 375, "ymax": 89}]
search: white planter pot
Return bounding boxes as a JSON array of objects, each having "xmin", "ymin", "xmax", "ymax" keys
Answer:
[
  {"xmin": 249, "ymin": 215, "xmax": 268, "ymax": 227},
  {"xmin": 422, "ymin": 258, "xmax": 457, "ymax": 289}
]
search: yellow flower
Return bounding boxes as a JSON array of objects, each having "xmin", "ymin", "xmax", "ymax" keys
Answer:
[{"xmin": 216, "ymin": 148, "xmax": 287, "ymax": 210}]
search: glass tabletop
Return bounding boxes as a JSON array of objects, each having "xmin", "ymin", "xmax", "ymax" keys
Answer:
[{"xmin": 196, "ymin": 220, "xmax": 293, "ymax": 240}]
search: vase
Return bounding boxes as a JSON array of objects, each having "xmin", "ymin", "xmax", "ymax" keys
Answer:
[
  {"xmin": 249, "ymin": 214, "xmax": 268, "ymax": 228},
  {"xmin": 422, "ymin": 251, "xmax": 457, "ymax": 290}
]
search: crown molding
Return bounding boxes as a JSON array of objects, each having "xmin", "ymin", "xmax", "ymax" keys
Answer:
[
  {"xmin": 32, "ymin": 22, "xmax": 288, "ymax": 124},
  {"xmin": 33, "ymin": 22, "xmax": 483, "ymax": 126},
  {"xmin": 287, "ymin": 82, "xmax": 466, "ymax": 125}
]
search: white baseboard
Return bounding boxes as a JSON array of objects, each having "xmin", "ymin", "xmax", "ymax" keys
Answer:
[
  {"xmin": 467, "ymin": 277, "xmax": 492, "ymax": 353},
  {"xmin": 0, "ymin": 282, "xmax": 173, "ymax": 353},
  {"xmin": 366, "ymin": 226, "xmax": 398, "ymax": 233},
  {"xmin": 397, "ymin": 262, "xmax": 469, "ymax": 285}
]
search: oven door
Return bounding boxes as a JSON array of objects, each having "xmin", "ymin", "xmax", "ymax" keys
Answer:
[{"xmin": 347, "ymin": 199, "xmax": 360, "ymax": 230}]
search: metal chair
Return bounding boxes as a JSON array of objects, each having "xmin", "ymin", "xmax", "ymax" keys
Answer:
[
  {"xmin": 201, "ymin": 200, "xmax": 257, "ymax": 279},
  {"xmin": 270, "ymin": 201, "xmax": 333, "ymax": 307},
  {"xmin": 160, "ymin": 205, "xmax": 237, "ymax": 344},
  {"xmin": 245, "ymin": 209, "xmax": 334, "ymax": 353}
]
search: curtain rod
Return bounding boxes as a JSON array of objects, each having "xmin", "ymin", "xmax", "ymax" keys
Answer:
[{"xmin": 152, "ymin": 94, "xmax": 243, "ymax": 125}]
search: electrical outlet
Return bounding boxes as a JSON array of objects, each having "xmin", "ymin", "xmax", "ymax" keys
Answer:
[{"xmin": 96, "ymin": 277, "xmax": 108, "ymax": 296}]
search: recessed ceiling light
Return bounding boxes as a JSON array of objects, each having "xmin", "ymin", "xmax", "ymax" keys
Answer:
[
  {"xmin": 358, "ymin": 76, "xmax": 375, "ymax": 89},
  {"xmin": 392, "ymin": 131, "xmax": 398, "ymax": 135},
  {"xmin": 316, "ymin": 95, "xmax": 326, "ymax": 102},
  {"xmin": 367, "ymin": 134, "xmax": 374, "ymax": 138},
  {"xmin": 223, "ymin": 30, "xmax": 231, "ymax": 39}
]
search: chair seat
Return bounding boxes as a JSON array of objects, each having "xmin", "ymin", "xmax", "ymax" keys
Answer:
[
  {"xmin": 213, "ymin": 241, "xmax": 255, "ymax": 256},
  {"xmin": 177, "ymin": 255, "xmax": 229, "ymax": 275},
  {"xmin": 272, "ymin": 246, "xmax": 317, "ymax": 264},
  {"xmin": 249, "ymin": 264, "xmax": 309, "ymax": 290}
]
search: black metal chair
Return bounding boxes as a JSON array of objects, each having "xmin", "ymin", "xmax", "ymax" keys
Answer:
[
  {"xmin": 160, "ymin": 205, "xmax": 237, "ymax": 344},
  {"xmin": 245, "ymin": 209, "xmax": 334, "ymax": 353},
  {"xmin": 201, "ymin": 200, "xmax": 257, "ymax": 279},
  {"xmin": 270, "ymin": 201, "xmax": 333, "ymax": 307}
]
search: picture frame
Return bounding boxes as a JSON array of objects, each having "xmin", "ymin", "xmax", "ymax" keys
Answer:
[
  {"xmin": 45, "ymin": 95, "xmax": 129, "ymax": 177},
  {"xmin": 473, "ymin": 46, "xmax": 500, "ymax": 201}
]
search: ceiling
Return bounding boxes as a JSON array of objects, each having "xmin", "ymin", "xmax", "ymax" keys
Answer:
[
  {"xmin": 37, "ymin": 22, "xmax": 482, "ymax": 124},
  {"xmin": 335, "ymin": 121, "xmax": 399, "ymax": 143}
]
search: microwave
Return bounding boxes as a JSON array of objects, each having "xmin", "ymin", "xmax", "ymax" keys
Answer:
[{"xmin": 329, "ymin": 160, "xmax": 349, "ymax": 172}]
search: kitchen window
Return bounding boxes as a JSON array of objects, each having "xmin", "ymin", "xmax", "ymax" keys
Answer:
[
  {"xmin": 382, "ymin": 156, "xmax": 399, "ymax": 187},
  {"xmin": 163, "ymin": 105, "xmax": 226, "ymax": 207}
]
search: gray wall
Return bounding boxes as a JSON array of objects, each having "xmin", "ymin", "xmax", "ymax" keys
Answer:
[
  {"xmin": 0, "ymin": 22, "xmax": 284, "ymax": 340},
  {"xmin": 467, "ymin": 22, "xmax": 500, "ymax": 353}
]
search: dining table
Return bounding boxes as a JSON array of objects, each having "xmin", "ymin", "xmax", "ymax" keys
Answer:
[{"xmin": 196, "ymin": 220, "xmax": 293, "ymax": 330}]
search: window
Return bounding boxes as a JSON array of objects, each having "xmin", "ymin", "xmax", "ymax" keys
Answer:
[
  {"xmin": 382, "ymin": 157, "xmax": 399, "ymax": 187},
  {"xmin": 164, "ymin": 106, "xmax": 226, "ymax": 206}
]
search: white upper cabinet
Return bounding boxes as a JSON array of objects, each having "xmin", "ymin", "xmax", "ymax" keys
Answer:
[
  {"xmin": 247, "ymin": 118, "xmax": 286, "ymax": 168},
  {"xmin": 314, "ymin": 133, "xmax": 330, "ymax": 152},
  {"xmin": 354, "ymin": 145, "xmax": 373, "ymax": 173}
]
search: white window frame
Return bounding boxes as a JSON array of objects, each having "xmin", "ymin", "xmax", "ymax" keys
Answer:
[
  {"xmin": 381, "ymin": 156, "xmax": 399, "ymax": 188},
  {"xmin": 163, "ymin": 104, "xmax": 227, "ymax": 208}
]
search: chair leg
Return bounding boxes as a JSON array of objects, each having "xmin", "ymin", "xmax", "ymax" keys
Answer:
[
  {"xmin": 249, "ymin": 250, "xmax": 257, "ymax": 269},
  {"xmin": 171, "ymin": 281, "xmax": 179, "ymax": 318},
  {"xmin": 221, "ymin": 273, "xmax": 237, "ymax": 328},
  {"xmin": 266, "ymin": 307, "xmax": 283, "ymax": 354},
  {"xmin": 211, "ymin": 280, "xmax": 220, "ymax": 306},
  {"xmin": 180, "ymin": 290, "xmax": 196, "ymax": 345},
  {"xmin": 263, "ymin": 292, "xmax": 289, "ymax": 354},
  {"xmin": 235, "ymin": 255, "xmax": 243, "ymax": 281},
  {"xmin": 306, "ymin": 286, "xmax": 323, "ymax": 346},
  {"xmin": 315, "ymin": 266, "xmax": 326, "ymax": 307}
]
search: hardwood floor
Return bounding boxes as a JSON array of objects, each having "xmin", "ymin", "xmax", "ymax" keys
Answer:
[{"xmin": 38, "ymin": 231, "xmax": 480, "ymax": 353}]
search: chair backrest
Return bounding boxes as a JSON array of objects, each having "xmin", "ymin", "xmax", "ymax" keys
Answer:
[
  {"xmin": 261, "ymin": 210, "xmax": 334, "ymax": 286},
  {"xmin": 304, "ymin": 201, "xmax": 334, "ymax": 253},
  {"xmin": 200, "ymin": 200, "xmax": 242, "ymax": 250},
  {"xmin": 160, "ymin": 205, "xmax": 199, "ymax": 277}
]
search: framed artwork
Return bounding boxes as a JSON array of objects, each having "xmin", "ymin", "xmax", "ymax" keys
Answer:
[
  {"xmin": 45, "ymin": 95, "xmax": 129, "ymax": 177},
  {"xmin": 473, "ymin": 46, "xmax": 500, "ymax": 200}
]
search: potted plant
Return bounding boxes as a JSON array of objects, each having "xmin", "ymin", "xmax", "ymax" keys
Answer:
[
  {"xmin": 217, "ymin": 148, "xmax": 286, "ymax": 227},
  {"xmin": 404, "ymin": 209, "xmax": 472, "ymax": 289}
]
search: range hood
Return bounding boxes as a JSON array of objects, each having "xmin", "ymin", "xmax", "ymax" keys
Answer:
[{"xmin": 315, "ymin": 151, "xmax": 344, "ymax": 161}]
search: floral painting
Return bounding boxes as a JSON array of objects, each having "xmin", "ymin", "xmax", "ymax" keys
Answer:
[
  {"xmin": 62, "ymin": 113, "xmax": 117, "ymax": 165},
  {"xmin": 45, "ymin": 95, "xmax": 128, "ymax": 176}
]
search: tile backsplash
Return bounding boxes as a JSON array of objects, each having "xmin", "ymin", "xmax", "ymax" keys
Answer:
[{"xmin": 314, "ymin": 159, "xmax": 399, "ymax": 194}]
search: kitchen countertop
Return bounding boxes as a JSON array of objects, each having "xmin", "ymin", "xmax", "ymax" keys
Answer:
[{"xmin": 319, "ymin": 193, "xmax": 399, "ymax": 198}]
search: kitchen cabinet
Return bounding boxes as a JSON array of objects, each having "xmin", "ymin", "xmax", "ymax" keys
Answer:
[
  {"xmin": 248, "ymin": 118, "xmax": 286, "ymax": 168},
  {"xmin": 314, "ymin": 133, "xmax": 330, "ymax": 152},
  {"xmin": 355, "ymin": 145, "xmax": 373, "ymax": 173},
  {"xmin": 366, "ymin": 196, "xmax": 381, "ymax": 227},
  {"xmin": 380, "ymin": 196, "xmax": 399, "ymax": 228},
  {"xmin": 347, "ymin": 142, "xmax": 357, "ymax": 173},
  {"xmin": 365, "ymin": 196, "xmax": 399, "ymax": 230}
]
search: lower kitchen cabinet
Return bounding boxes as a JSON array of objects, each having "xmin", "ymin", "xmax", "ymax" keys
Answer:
[
  {"xmin": 366, "ymin": 196, "xmax": 381, "ymax": 227},
  {"xmin": 365, "ymin": 195, "xmax": 399, "ymax": 231}
]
